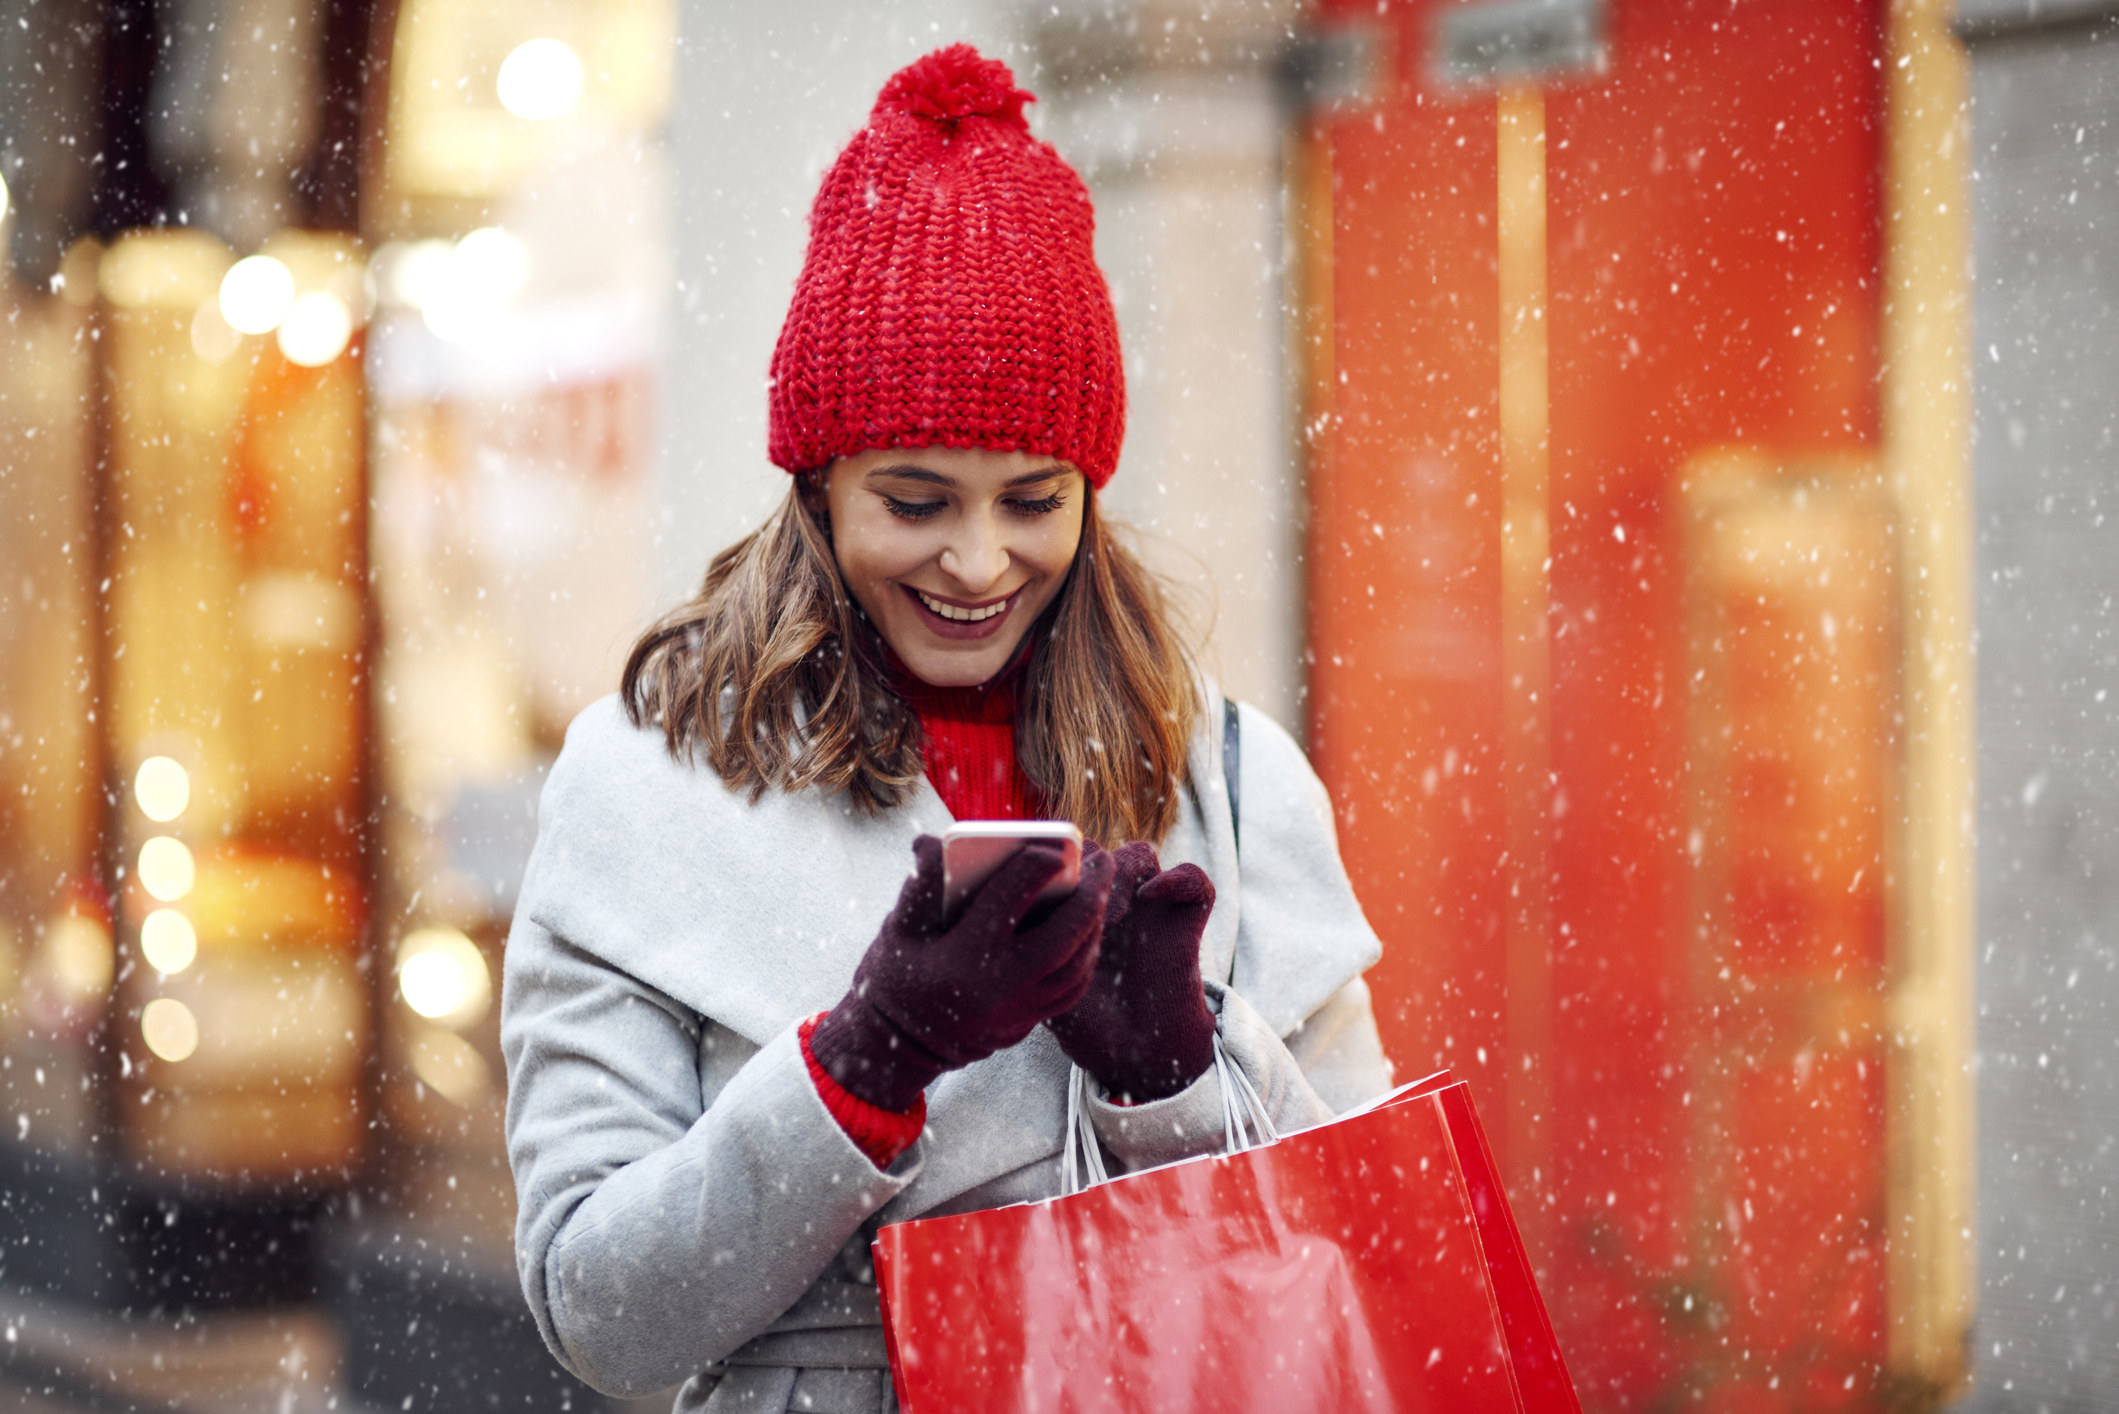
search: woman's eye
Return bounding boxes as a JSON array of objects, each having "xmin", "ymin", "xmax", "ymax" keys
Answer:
[
  {"xmin": 882, "ymin": 496, "xmax": 945, "ymax": 521},
  {"xmin": 1006, "ymin": 493, "xmax": 1067, "ymax": 517}
]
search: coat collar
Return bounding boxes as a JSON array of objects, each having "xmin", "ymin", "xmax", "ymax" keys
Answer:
[
  {"xmin": 520, "ymin": 695, "xmax": 1248, "ymax": 1050},
  {"xmin": 515, "ymin": 691, "xmax": 1367, "ymax": 1212}
]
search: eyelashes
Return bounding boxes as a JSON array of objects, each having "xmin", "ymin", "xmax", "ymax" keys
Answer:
[
  {"xmin": 882, "ymin": 496, "xmax": 945, "ymax": 521},
  {"xmin": 880, "ymin": 493, "xmax": 1068, "ymax": 522}
]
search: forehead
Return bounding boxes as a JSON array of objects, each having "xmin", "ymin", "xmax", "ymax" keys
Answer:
[{"xmin": 835, "ymin": 446, "xmax": 1079, "ymax": 486}]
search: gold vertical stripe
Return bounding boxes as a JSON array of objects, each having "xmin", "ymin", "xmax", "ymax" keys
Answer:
[
  {"xmin": 1292, "ymin": 128, "xmax": 1336, "ymax": 449},
  {"xmin": 1497, "ymin": 82, "xmax": 1553, "ymax": 1252},
  {"xmin": 1882, "ymin": 0, "xmax": 1975, "ymax": 1393}
]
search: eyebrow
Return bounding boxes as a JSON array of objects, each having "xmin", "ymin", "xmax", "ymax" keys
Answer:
[{"xmin": 867, "ymin": 463, "xmax": 1071, "ymax": 490}]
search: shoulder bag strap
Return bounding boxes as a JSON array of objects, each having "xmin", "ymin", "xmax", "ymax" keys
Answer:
[{"xmin": 1222, "ymin": 695, "xmax": 1241, "ymax": 857}]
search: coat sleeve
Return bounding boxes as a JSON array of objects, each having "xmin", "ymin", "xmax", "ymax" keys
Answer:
[
  {"xmin": 501, "ymin": 919, "xmax": 920, "ymax": 1398},
  {"xmin": 1282, "ymin": 974, "xmax": 1393, "ymax": 1114}
]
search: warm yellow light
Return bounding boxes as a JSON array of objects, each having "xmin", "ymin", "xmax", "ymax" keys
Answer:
[
  {"xmin": 396, "ymin": 926, "xmax": 491, "ymax": 1028},
  {"xmin": 277, "ymin": 290, "xmax": 353, "ymax": 366},
  {"xmin": 421, "ymin": 228, "xmax": 528, "ymax": 344},
  {"xmin": 190, "ymin": 298, "xmax": 243, "ymax": 363},
  {"xmin": 134, "ymin": 756, "xmax": 190, "ymax": 822},
  {"xmin": 140, "ymin": 910, "xmax": 198, "ymax": 974},
  {"xmin": 56, "ymin": 238, "xmax": 101, "ymax": 308},
  {"xmin": 43, "ymin": 914, "xmax": 113, "ymax": 1002},
  {"xmin": 407, "ymin": 1025, "xmax": 491, "ymax": 1107},
  {"xmin": 0, "ymin": 171, "xmax": 11, "ymax": 227},
  {"xmin": 137, "ymin": 836, "xmax": 195, "ymax": 902},
  {"xmin": 497, "ymin": 38, "xmax": 584, "ymax": 121},
  {"xmin": 219, "ymin": 255, "xmax": 295, "ymax": 335},
  {"xmin": 140, "ymin": 997, "xmax": 199, "ymax": 1063}
]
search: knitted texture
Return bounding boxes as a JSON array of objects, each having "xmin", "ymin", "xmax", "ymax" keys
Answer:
[
  {"xmin": 800, "ymin": 1015, "xmax": 926, "ymax": 1169},
  {"xmin": 768, "ymin": 44, "xmax": 1126, "ymax": 487},
  {"xmin": 1046, "ymin": 842, "xmax": 1218, "ymax": 1102},
  {"xmin": 901, "ymin": 673, "xmax": 1045, "ymax": 822}
]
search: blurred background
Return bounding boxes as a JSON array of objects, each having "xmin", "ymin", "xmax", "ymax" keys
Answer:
[{"xmin": 0, "ymin": 0, "xmax": 2113, "ymax": 1410}]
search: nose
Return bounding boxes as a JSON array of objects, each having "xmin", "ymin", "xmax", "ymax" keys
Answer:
[{"xmin": 938, "ymin": 508, "xmax": 1010, "ymax": 595}]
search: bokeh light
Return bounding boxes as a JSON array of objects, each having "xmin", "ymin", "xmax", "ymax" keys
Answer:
[
  {"xmin": 497, "ymin": 38, "xmax": 584, "ymax": 122},
  {"xmin": 137, "ymin": 836, "xmax": 196, "ymax": 902},
  {"xmin": 453, "ymin": 227, "xmax": 529, "ymax": 297},
  {"xmin": 134, "ymin": 756, "xmax": 190, "ymax": 822},
  {"xmin": 421, "ymin": 228, "xmax": 529, "ymax": 343},
  {"xmin": 219, "ymin": 255, "xmax": 296, "ymax": 335},
  {"xmin": 376, "ymin": 239, "xmax": 452, "ymax": 312},
  {"xmin": 140, "ymin": 997, "xmax": 200, "ymax": 1063},
  {"xmin": 396, "ymin": 926, "xmax": 492, "ymax": 1028},
  {"xmin": 140, "ymin": 909, "xmax": 198, "ymax": 975},
  {"xmin": 278, "ymin": 290, "xmax": 354, "ymax": 366}
]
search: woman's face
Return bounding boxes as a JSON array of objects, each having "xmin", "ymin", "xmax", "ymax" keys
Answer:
[{"xmin": 820, "ymin": 447, "xmax": 1087, "ymax": 688}]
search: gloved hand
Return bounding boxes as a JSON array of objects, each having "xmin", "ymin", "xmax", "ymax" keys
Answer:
[
  {"xmin": 1045, "ymin": 841, "xmax": 1218, "ymax": 1103},
  {"xmin": 809, "ymin": 835, "xmax": 1114, "ymax": 1112}
]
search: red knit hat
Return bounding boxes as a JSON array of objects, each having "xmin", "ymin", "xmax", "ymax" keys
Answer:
[{"xmin": 767, "ymin": 45, "xmax": 1126, "ymax": 488}]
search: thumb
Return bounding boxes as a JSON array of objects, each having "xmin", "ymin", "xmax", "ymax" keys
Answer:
[
  {"xmin": 1137, "ymin": 862, "xmax": 1215, "ymax": 911},
  {"xmin": 1102, "ymin": 840, "xmax": 1158, "ymax": 935},
  {"xmin": 954, "ymin": 840, "xmax": 1069, "ymax": 939},
  {"xmin": 890, "ymin": 835, "xmax": 947, "ymax": 933}
]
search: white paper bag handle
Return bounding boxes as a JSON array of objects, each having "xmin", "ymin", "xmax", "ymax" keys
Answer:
[
  {"xmin": 1060, "ymin": 1033, "xmax": 1280, "ymax": 1196},
  {"xmin": 1214, "ymin": 1035, "xmax": 1279, "ymax": 1153},
  {"xmin": 1061, "ymin": 1060, "xmax": 1110, "ymax": 1194}
]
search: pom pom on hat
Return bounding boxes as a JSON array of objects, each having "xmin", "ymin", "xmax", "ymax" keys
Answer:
[
  {"xmin": 872, "ymin": 43, "xmax": 1032, "ymax": 129},
  {"xmin": 769, "ymin": 45, "xmax": 1126, "ymax": 488}
]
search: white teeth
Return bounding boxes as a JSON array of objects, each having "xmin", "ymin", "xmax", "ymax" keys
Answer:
[{"xmin": 916, "ymin": 589, "xmax": 1009, "ymax": 622}]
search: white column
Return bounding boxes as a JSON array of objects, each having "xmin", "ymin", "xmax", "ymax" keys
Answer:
[
  {"xmin": 1041, "ymin": 52, "xmax": 1305, "ymax": 728},
  {"xmin": 658, "ymin": 2, "xmax": 1024, "ymax": 606}
]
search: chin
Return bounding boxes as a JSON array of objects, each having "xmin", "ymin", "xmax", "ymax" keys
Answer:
[
  {"xmin": 894, "ymin": 635, "xmax": 1019, "ymax": 689},
  {"xmin": 900, "ymin": 652, "xmax": 1004, "ymax": 688}
]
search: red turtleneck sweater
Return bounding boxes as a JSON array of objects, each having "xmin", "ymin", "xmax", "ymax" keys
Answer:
[
  {"xmin": 800, "ymin": 665, "xmax": 1046, "ymax": 1168},
  {"xmin": 894, "ymin": 669, "xmax": 1045, "ymax": 822}
]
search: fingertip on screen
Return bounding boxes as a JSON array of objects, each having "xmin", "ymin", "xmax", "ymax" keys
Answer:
[{"xmin": 939, "ymin": 821, "xmax": 1083, "ymax": 925}]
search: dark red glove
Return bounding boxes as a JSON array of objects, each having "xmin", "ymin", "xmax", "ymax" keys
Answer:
[
  {"xmin": 809, "ymin": 835, "xmax": 1114, "ymax": 1112},
  {"xmin": 1045, "ymin": 841, "xmax": 1218, "ymax": 1103}
]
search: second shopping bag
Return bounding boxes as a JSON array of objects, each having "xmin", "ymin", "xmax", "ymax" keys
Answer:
[{"xmin": 873, "ymin": 1065, "xmax": 1581, "ymax": 1413}]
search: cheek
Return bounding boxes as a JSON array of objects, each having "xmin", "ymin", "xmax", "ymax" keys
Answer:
[
  {"xmin": 833, "ymin": 511, "xmax": 928, "ymax": 603},
  {"xmin": 1022, "ymin": 512, "xmax": 1086, "ymax": 583}
]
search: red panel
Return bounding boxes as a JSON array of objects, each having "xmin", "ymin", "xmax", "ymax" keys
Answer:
[
  {"xmin": 1540, "ymin": 4, "xmax": 1885, "ymax": 1404},
  {"xmin": 1307, "ymin": 0, "xmax": 1510, "ymax": 1117},
  {"xmin": 1305, "ymin": 1, "xmax": 1890, "ymax": 1408}
]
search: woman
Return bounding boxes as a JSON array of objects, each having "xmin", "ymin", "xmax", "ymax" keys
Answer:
[{"xmin": 502, "ymin": 45, "xmax": 1391, "ymax": 1413}]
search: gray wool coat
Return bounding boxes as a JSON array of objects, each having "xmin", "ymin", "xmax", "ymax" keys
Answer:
[{"xmin": 501, "ymin": 690, "xmax": 1392, "ymax": 1414}]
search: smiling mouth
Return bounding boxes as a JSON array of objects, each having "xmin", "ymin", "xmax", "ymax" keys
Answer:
[{"xmin": 912, "ymin": 588, "xmax": 1014, "ymax": 623}]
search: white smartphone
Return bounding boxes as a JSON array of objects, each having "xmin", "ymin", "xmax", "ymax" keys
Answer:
[{"xmin": 940, "ymin": 821, "xmax": 1084, "ymax": 923}]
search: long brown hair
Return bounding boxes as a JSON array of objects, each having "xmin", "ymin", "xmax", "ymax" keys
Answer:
[{"xmin": 621, "ymin": 483, "xmax": 1199, "ymax": 847}]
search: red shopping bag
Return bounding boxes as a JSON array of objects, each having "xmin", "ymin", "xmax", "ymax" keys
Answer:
[{"xmin": 872, "ymin": 1070, "xmax": 1580, "ymax": 1414}]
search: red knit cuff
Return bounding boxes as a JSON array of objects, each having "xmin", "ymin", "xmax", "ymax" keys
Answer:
[{"xmin": 800, "ymin": 1015, "xmax": 926, "ymax": 1170}]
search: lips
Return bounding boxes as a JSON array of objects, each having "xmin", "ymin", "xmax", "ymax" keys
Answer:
[{"xmin": 902, "ymin": 584, "xmax": 1017, "ymax": 640}]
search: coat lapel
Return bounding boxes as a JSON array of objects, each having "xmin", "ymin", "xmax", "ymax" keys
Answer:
[
  {"xmin": 520, "ymin": 697, "xmax": 958, "ymax": 1046},
  {"xmin": 519, "ymin": 691, "xmax": 1370, "ymax": 1213}
]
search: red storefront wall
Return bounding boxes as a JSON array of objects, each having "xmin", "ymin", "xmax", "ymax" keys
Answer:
[{"xmin": 1302, "ymin": 2, "xmax": 1900, "ymax": 1408}]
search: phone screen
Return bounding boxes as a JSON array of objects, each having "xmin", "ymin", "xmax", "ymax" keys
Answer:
[{"xmin": 939, "ymin": 821, "xmax": 1084, "ymax": 923}]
